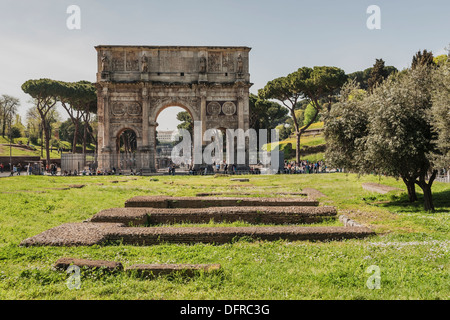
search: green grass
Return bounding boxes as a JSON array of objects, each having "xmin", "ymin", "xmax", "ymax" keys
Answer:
[
  {"xmin": 0, "ymin": 144, "xmax": 61, "ymax": 159},
  {"xmin": 301, "ymin": 153, "xmax": 325, "ymax": 163},
  {"xmin": 301, "ymin": 121, "xmax": 324, "ymax": 130},
  {"xmin": 0, "ymin": 138, "xmax": 96, "ymax": 159},
  {"xmin": 265, "ymin": 132, "xmax": 326, "ymax": 162},
  {"xmin": 268, "ymin": 135, "xmax": 326, "ymax": 151},
  {"xmin": 0, "ymin": 174, "xmax": 448, "ymax": 299}
]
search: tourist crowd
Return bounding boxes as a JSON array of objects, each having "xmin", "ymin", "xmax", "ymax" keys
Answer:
[{"xmin": 283, "ymin": 160, "xmax": 328, "ymax": 174}]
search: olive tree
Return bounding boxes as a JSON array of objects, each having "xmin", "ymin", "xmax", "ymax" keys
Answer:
[
  {"xmin": 431, "ymin": 60, "xmax": 450, "ymax": 169},
  {"xmin": 326, "ymin": 65, "xmax": 440, "ymax": 211}
]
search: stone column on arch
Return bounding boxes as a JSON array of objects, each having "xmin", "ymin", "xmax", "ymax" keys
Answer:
[
  {"xmin": 148, "ymin": 119, "xmax": 158, "ymax": 172},
  {"xmin": 141, "ymin": 87, "xmax": 150, "ymax": 148},
  {"xmin": 99, "ymin": 86, "xmax": 112, "ymax": 170},
  {"xmin": 200, "ymin": 87, "xmax": 207, "ymax": 146},
  {"xmin": 236, "ymin": 86, "xmax": 249, "ymax": 170},
  {"xmin": 137, "ymin": 87, "xmax": 152, "ymax": 171}
]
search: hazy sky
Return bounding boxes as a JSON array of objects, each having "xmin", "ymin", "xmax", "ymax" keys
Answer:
[{"xmin": 0, "ymin": 0, "xmax": 449, "ymax": 130}]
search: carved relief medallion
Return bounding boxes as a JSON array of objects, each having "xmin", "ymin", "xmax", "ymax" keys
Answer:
[
  {"xmin": 222, "ymin": 101, "xmax": 236, "ymax": 115},
  {"xmin": 207, "ymin": 101, "xmax": 221, "ymax": 115},
  {"xmin": 111, "ymin": 103, "xmax": 126, "ymax": 116},
  {"xmin": 127, "ymin": 103, "xmax": 142, "ymax": 116}
]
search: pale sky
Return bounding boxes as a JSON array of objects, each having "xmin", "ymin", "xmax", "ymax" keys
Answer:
[{"xmin": 0, "ymin": 0, "xmax": 449, "ymax": 130}]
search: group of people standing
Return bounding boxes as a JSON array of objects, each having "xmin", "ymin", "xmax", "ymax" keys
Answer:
[
  {"xmin": 1, "ymin": 163, "xmax": 28, "ymax": 176},
  {"xmin": 283, "ymin": 160, "xmax": 327, "ymax": 174},
  {"xmin": 1, "ymin": 162, "xmax": 59, "ymax": 176}
]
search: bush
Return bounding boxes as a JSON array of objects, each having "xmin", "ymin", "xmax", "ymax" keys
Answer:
[
  {"xmin": 282, "ymin": 143, "xmax": 294, "ymax": 158},
  {"xmin": 9, "ymin": 126, "xmax": 22, "ymax": 139}
]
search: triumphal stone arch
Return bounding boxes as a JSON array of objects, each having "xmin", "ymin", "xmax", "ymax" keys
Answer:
[{"xmin": 95, "ymin": 45, "xmax": 251, "ymax": 173}]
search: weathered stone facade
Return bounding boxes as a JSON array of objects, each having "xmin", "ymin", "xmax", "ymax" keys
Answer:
[{"xmin": 95, "ymin": 45, "xmax": 252, "ymax": 172}]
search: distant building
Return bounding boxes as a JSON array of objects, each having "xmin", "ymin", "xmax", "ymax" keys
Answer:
[{"xmin": 157, "ymin": 130, "xmax": 177, "ymax": 143}]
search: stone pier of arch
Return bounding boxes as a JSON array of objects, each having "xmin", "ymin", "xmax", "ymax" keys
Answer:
[{"xmin": 95, "ymin": 45, "xmax": 252, "ymax": 173}]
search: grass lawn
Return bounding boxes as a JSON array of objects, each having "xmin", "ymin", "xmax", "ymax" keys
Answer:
[
  {"xmin": 0, "ymin": 144, "xmax": 61, "ymax": 159},
  {"xmin": 300, "ymin": 121, "xmax": 324, "ymax": 130},
  {"xmin": 266, "ymin": 134, "xmax": 326, "ymax": 162},
  {"xmin": 0, "ymin": 173, "xmax": 448, "ymax": 299},
  {"xmin": 0, "ymin": 137, "xmax": 96, "ymax": 159},
  {"xmin": 268, "ymin": 135, "xmax": 326, "ymax": 151}
]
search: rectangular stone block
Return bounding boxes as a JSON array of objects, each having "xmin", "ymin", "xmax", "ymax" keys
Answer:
[
  {"xmin": 107, "ymin": 226, "xmax": 375, "ymax": 245},
  {"xmin": 91, "ymin": 206, "xmax": 337, "ymax": 225},
  {"xmin": 54, "ymin": 257, "xmax": 123, "ymax": 272},
  {"xmin": 19, "ymin": 223, "xmax": 124, "ymax": 247},
  {"xmin": 124, "ymin": 196, "xmax": 319, "ymax": 208},
  {"xmin": 20, "ymin": 223, "xmax": 375, "ymax": 247},
  {"xmin": 91, "ymin": 208, "xmax": 149, "ymax": 226}
]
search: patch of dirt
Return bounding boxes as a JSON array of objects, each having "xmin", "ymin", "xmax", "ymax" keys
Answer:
[
  {"xmin": 301, "ymin": 188, "xmax": 327, "ymax": 200},
  {"xmin": 362, "ymin": 183, "xmax": 403, "ymax": 194}
]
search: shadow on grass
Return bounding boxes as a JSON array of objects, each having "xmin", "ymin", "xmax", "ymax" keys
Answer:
[{"xmin": 364, "ymin": 188, "xmax": 450, "ymax": 213}]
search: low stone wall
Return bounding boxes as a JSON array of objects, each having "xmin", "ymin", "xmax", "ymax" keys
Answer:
[
  {"xmin": 52, "ymin": 257, "xmax": 221, "ymax": 278},
  {"xmin": 125, "ymin": 196, "xmax": 319, "ymax": 208},
  {"xmin": 104, "ymin": 226, "xmax": 375, "ymax": 245},
  {"xmin": 54, "ymin": 257, "xmax": 123, "ymax": 272},
  {"xmin": 20, "ymin": 193, "xmax": 374, "ymax": 247},
  {"xmin": 20, "ymin": 223, "xmax": 375, "ymax": 246},
  {"xmin": 195, "ymin": 192, "xmax": 308, "ymax": 197},
  {"xmin": 19, "ymin": 223, "xmax": 123, "ymax": 247},
  {"xmin": 90, "ymin": 206, "xmax": 337, "ymax": 225}
]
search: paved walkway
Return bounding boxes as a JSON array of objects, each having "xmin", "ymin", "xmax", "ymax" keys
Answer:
[{"xmin": 0, "ymin": 172, "xmax": 43, "ymax": 178}]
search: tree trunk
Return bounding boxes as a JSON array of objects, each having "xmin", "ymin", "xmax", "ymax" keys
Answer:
[
  {"xmin": 402, "ymin": 177, "xmax": 418, "ymax": 202},
  {"xmin": 86, "ymin": 126, "xmax": 97, "ymax": 154},
  {"xmin": 83, "ymin": 121, "xmax": 87, "ymax": 154},
  {"xmin": 422, "ymin": 184, "xmax": 434, "ymax": 212},
  {"xmin": 43, "ymin": 120, "xmax": 51, "ymax": 171},
  {"xmin": 82, "ymin": 106, "xmax": 90, "ymax": 155},
  {"xmin": 72, "ymin": 121, "xmax": 79, "ymax": 153},
  {"xmin": 415, "ymin": 170, "xmax": 437, "ymax": 212},
  {"xmin": 295, "ymin": 131, "xmax": 301, "ymax": 164}
]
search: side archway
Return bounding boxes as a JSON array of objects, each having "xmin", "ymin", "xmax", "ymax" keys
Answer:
[{"xmin": 113, "ymin": 127, "xmax": 140, "ymax": 171}]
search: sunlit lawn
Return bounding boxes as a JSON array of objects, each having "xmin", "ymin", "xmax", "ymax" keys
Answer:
[{"xmin": 0, "ymin": 173, "xmax": 448, "ymax": 299}]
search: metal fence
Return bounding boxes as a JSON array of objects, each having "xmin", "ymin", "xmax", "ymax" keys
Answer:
[
  {"xmin": 61, "ymin": 152, "xmax": 152, "ymax": 174},
  {"xmin": 435, "ymin": 174, "xmax": 450, "ymax": 183},
  {"xmin": 60, "ymin": 150, "xmax": 285, "ymax": 175}
]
